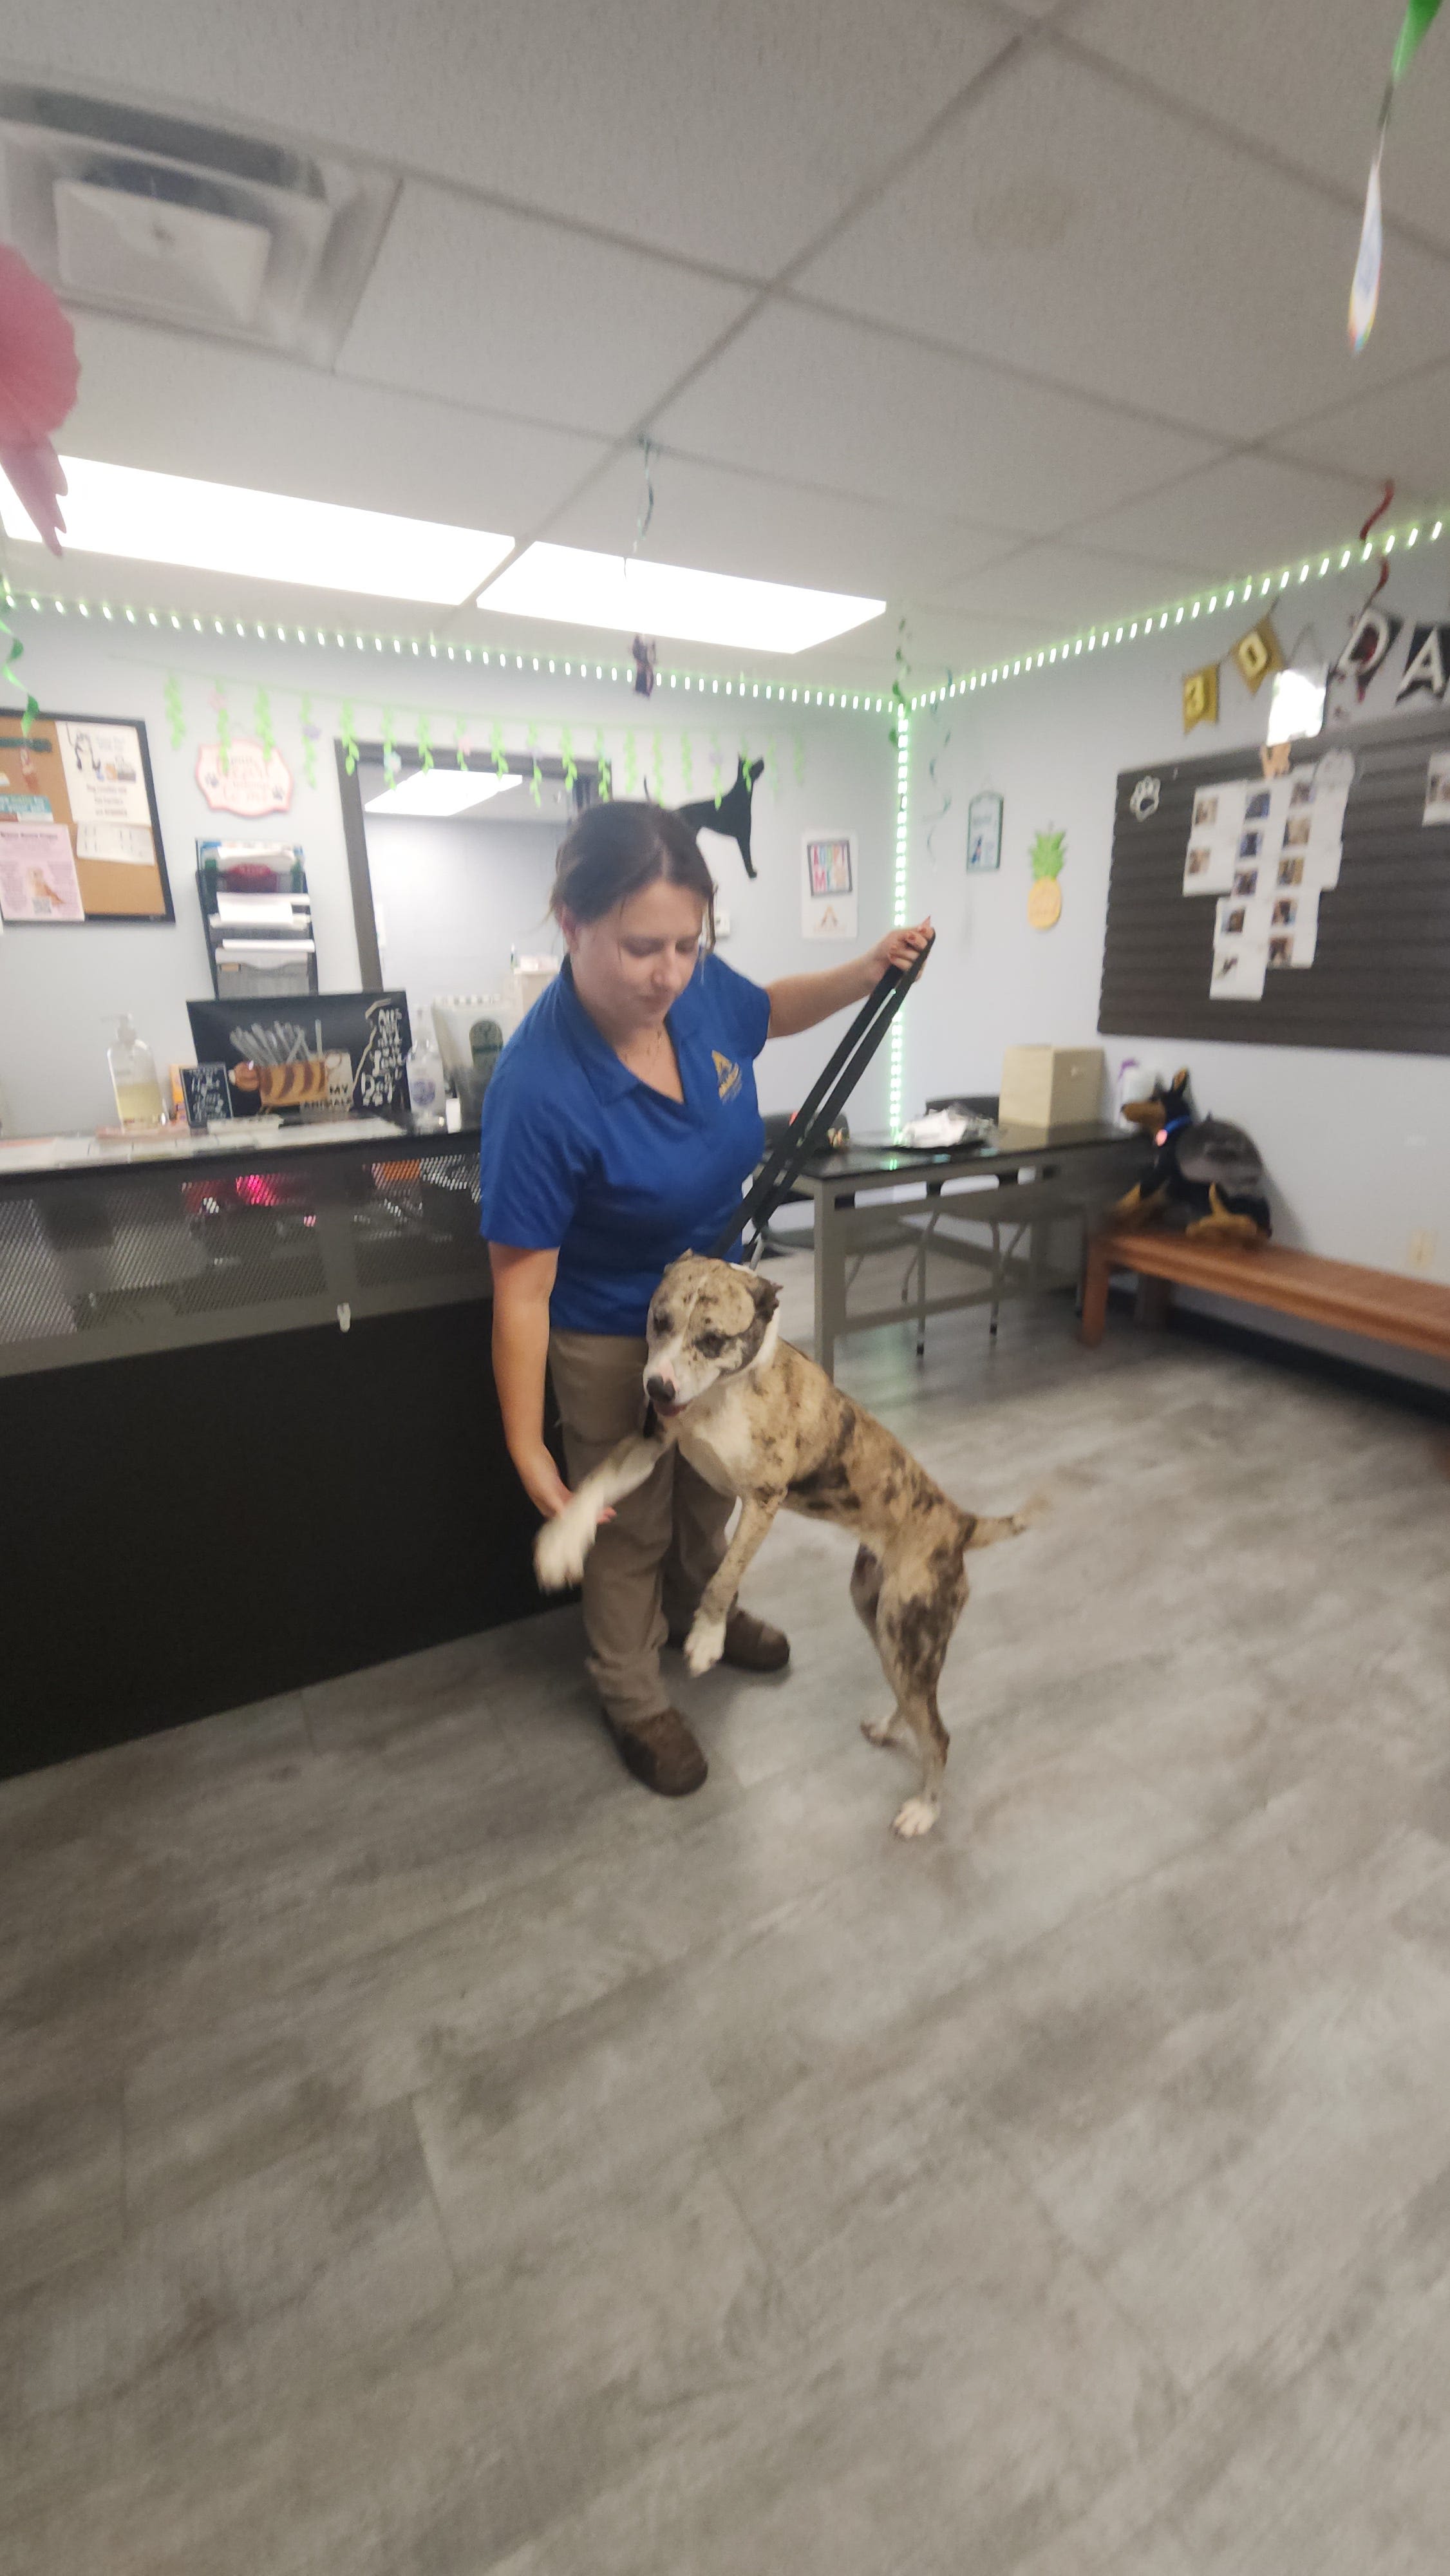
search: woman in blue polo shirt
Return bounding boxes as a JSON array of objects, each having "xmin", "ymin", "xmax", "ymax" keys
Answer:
[{"xmin": 480, "ymin": 799, "xmax": 930, "ymax": 1800}]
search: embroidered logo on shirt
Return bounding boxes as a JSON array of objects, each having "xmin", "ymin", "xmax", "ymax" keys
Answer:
[{"xmin": 713, "ymin": 1050, "xmax": 742, "ymax": 1102}]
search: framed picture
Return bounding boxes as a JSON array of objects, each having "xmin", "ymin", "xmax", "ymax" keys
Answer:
[
  {"xmin": 806, "ymin": 834, "xmax": 854, "ymax": 897},
  {"xmin": 966, "ymin": 790, "xmax": 1003, "ymax": 874},
  {"xmin": 802, "ymin": 834, "xmax": 858, "ymax": 940},
  {"xmin": 0, "ymin": 710, "xmax": 172, "ymax": 923}
]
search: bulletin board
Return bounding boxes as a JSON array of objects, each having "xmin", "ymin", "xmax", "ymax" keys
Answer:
[
  {"xmin": 0, "ymin": 711, "xmax": 173, "ymax": 925},
  {"xmin": 1098, "ymin": 705, "xmax": 1450, "ymax": 1057}
]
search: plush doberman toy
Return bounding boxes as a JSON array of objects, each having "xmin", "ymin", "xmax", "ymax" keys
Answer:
[{"xmin": 1115, "ymin": 1068, "xmax": 1271, "ymax": 1245}]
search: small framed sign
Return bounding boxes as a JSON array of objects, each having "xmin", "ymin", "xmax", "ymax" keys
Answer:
[
  {"xmin": 966, "ymin": 790, "xmax": 1003, "ymax": 874},
  {"xmin": 181, "ymin": 1063, "xmax": 232, "ymax": 1128}
]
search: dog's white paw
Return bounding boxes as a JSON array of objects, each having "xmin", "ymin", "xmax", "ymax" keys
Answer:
[
  {"xmin": 862, "ymin": 1710, "xmax": 905, "ymax": 1748},
  {"xmin": 891, "ymin": 1795, "xmax": 939, "ymax": 1839},
  {"xmin": 683, "ymin": 1615, "xmax": 726, "ymax": 1676},
  {"xmin": 534, "ymin": 1507, "xmax": 597, "ymax": 1592}
]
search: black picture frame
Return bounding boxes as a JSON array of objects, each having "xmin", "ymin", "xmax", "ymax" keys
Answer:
[{"xmin": 0, "ymin": 709, "xmax": 174, "ymax": 924}]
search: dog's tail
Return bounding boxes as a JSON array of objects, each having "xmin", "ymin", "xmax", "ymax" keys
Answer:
[{"xmin": 965, "ymin": 1490, "xmax": 1050, "ymax": 1551}]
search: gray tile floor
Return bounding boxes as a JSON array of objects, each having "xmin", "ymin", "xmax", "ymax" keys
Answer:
[{"xmin": 3, "ymin": 1258, "xmax": 1449, "ymax": 2576}]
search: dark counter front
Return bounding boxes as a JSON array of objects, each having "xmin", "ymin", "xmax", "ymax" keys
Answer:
[{"xmin": 0, "ymin": 1126, "xmax": 555, "ymax": 1777}]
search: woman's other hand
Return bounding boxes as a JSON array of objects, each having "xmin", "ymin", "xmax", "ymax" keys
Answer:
[
  {"xmin": 866, "ymin": 917, "xmax": 933, "ymax": 979},
  {"xmin": 513, "ymin": 1441, "xmax": 615, "ymax": 1530}
]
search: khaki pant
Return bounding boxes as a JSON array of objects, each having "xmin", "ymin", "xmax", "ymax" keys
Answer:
[{"xmin": 548, "ymin": 1327, "xmax": 734, "ymax": 1726}]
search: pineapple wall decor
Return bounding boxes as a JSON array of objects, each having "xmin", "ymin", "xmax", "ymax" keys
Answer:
[{"xmin": 1027, "ymin": 826, "xmax": 1066, "ymax": 929}]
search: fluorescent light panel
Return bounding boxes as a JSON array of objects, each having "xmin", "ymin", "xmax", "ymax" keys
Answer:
[
  {"xmin": 366, "ymin": 769, "xmax": 523, "ymax": 817},
  {"xmin": 478, "ymin": 542, "xmax": 883, "ymax": 654},
  {"xmin": 0, "ymin": 458, "xmax": 513, "ymax": 605}
]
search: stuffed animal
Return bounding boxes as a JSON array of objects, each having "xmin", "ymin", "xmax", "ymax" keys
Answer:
[{"xmin": 1115, "ymin": 1068, "xmax": 1271, "ymax": 1245}]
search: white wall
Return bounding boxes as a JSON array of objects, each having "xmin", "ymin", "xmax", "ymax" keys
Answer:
[
  {"xmin": 902, "ymin": 558, "xmax": 1450, "ymax": 1390},
  {"xmin": 0, "ymin": 617, "xmax": 896, "ymax": 1136}
]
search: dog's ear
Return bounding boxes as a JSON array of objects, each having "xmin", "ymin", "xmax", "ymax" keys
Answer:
[{"xmin": 751, "ymin": 1274, "xmax": 780, "ymax": 1321}]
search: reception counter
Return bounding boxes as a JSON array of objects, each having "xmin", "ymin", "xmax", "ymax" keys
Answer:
[{"xmin": 0, "ymin": 1119, "xmax": 547, "ymax": 1778}]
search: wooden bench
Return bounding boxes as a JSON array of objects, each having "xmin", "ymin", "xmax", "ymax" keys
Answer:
[{"xmin": 1080, "ymin": 1229, "xmax": 1450, "ymax": 1365}]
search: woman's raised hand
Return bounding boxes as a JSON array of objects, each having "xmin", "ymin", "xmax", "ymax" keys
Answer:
[{"xmin": 867, "ymin": 917, "xmax": 933, "ymax": 979}]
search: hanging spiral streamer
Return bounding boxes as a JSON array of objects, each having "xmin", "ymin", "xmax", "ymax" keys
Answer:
[{"xmin": 923, "ymin": 679, "xmax": 954, "ymax": 862}]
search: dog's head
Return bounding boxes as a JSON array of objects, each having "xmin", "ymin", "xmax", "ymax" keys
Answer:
[{"xmin": 643, "ymin": 1255, "xmax": 779, "ymax": 1417}]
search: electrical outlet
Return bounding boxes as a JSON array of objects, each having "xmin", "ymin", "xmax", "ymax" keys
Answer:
[{"xmin": 1408, "ymin": 1229, "xmax": 1436, "ymax": 1273}]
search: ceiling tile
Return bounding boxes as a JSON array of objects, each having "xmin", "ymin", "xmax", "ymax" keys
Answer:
[
  {"xmin": 337, "ymin": 185, "xmax": 751, "ymax": 439},
  {"xmin": 924, "ymin": 539, "xmax": 1223, "ymax": 637},
  {"xmin": 543, "ymin": 449, "xmax": 1019, "ymax": 598},
  {"xmin": 17, "ymin": 0, "xmax": 1012, "ymax": 278},
  {"xmin": 1268, "ymin": 359, "xmax": 1450, "ymax": 501},
  {"xmin": 794, "ymin": 43, "xmax": 1450, "ymax": 439},
  {"xmin": 61, "ymin": 312, "xmax": 608, "ymax": 530},
  {"xmin": 1073, "ymin": 0, "xmax": 1450, "ymax": 255},
  {"xmin": 1075, "ymin": 453, "xmax": 1406, "ymax": 578},
  {"xmin": 654, "ymin": 303, "xmax": 1219, "ymax": 530}
]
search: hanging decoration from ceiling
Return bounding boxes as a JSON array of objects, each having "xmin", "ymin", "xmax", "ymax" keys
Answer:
[
  {"xmin": 1230, "ymin": 614, "xmax": 1285, "ymax": 696},
  {"xmin": 922, "ymin": 687, "xmax": 954, "ymax": 861},
  {"xmin": 0, "ymin": 245, "xmax": 78, "ymax": 560},
  {"xmin": 1027, "ymin": 827, "xmax": 1066, "ymax": 929},
  {"xmin": 631, "ymin": 636, "xmax": 657, "ymax": 697},
  {"xmin": 680, "ymin": 755, "xmax": 766, "ymax": 879},
  {"xmin": 1182, "ymin": 661, "xmax": 1219, "ymax": 732},
  {"xmin": 1349, "ymin": 0, "xmax": 1443, "ymax": 351}
]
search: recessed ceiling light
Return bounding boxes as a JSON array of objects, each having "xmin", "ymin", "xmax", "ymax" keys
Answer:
[
  {"xmin": 0, "ymin": 458, "xmax": 513, "ymax": 604},
  {"xmin": 477, "ymin": 542, "xmax": 883, "ymax": 655},
  {"xmin": 366, "ymin": 770, "xmax": 523, "ymax": 817}
]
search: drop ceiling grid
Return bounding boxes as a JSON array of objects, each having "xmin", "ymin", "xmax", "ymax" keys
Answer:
[{"xmin": 6, "ymin": 0, "xmax": 1450, "ymax": 677}]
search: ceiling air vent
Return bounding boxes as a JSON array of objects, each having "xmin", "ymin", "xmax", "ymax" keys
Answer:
[{"xmin": 0, "ymin": 86, "xmax": 395, "ymax": 362}]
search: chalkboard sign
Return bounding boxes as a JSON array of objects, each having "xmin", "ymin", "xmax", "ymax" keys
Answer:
[
  {"xmin": 181, "ymin": 1063, "xmax": 232, "ymax": 1128},
  {"xmin": 185, "ymin": 990, "xmax": 413, "ymax": 1113},
  {"xmin": 1099, "ymin": 705, "xmax": 1450, "ymax": 1057}
]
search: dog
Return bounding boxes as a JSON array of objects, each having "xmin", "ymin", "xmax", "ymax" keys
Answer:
[{"xmin": 535, "ymin": 1255, "xmax": 1040, "ymax": 1837}]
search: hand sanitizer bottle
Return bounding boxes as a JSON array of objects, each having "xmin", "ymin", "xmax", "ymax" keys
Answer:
[
  {"xmin": 406, "ymin": 1008, "xmax": 446, "ymax": 1127},
  {"xmin": 108, "ymin": 1016, "xmax": 163, "ymax": 1127}
]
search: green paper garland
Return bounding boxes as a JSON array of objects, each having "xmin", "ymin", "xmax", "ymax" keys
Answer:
[
  {"xmin": 708, "ymin": 732, "xmax": 724, "ymax": 806},
  {"xmin": 594, "ymin": 726, "xmax": 611, "ymax": 800},
  {"xmin": 622, "ymin": 728, "xmax": 638, "ymax": 796},
  {"xmin": 417, "ymin": 714, "xmax": 434, "ymax": 772},
  {"xmin": 253, "ymin": 685, "xmax": 275, "ymax": 760},
  {"xmin": 560, "ymin": 722, "xmax": 578, "ymax": 797},
  {"xmin": 652, "ymin": 729, "xmax": 664, "ymax": 802},
  {"xmin": 339, "ymin": 699, "xmax": 359, "ymax": 775},
  {"xmin": 214, "ymin": 683, "xmax": 232, "ymax": 773},
  {"xmin": 680, "ymin": 732, "xmax": 695, "ymax": 795},
  {"xmin": 453, "ymin": 715, "xmax": 469, "ymax": 769},
  {"xmin": 491, "ymin": 721, "xmax": 507, "ymax": 777},
  {"xmin": 164, "ymin": 674, "xmax": 185, "ymax": 751}
]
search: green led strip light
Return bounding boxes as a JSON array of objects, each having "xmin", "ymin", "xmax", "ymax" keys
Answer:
[
  {"xmin": 0, "ymin": 581, "xmax": 889, "ymax": 721},
  {"xmin": 889, "ymin": 708, "xmax": 911, "ymax": 1133},
  {"xmin": 908, "ymin": 511, "xmax": 1448, "ymax": 711}
]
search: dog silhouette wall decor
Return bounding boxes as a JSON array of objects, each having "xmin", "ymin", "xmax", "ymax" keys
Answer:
[{"xmin": 679, "ymin": 756, "xmax": 766, "ymax": 880}]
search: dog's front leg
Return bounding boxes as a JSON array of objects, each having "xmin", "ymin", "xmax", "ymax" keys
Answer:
[
  {"xmin": 683, "ymin": 1491, "xmax": 782, "ymax": 1676},
  {"xmin": 534, "ymin": 1427, "xmax": 675, "ymax": 1592}
]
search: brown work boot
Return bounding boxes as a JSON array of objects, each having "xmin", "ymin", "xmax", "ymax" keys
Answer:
[
  {"xmin": 668, "ymin": 1608, "xmax": 791, "ymax": 1672},
  {"xmin": 605, "ymin": 1706, "xmax": 708, "ymax": 1796}
]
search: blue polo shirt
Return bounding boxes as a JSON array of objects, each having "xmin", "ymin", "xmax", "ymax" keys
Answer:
[{"xmin": 478, "ymin": 951, "xmax": 771, "ymax": 1334}]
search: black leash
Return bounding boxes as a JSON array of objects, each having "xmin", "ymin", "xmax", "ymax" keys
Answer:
[{"xmin": 708, "ymin": 932, "xmax": 936, "ymax": 1262}]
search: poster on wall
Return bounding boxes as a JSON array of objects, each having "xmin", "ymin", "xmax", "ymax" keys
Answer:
[
  {"xmin": 801, "ymin": 833, "xmax": 858, "ymax": 940},
  {"xmin": 1180, "ymin": 757, "xmax": 1349, "ymax": 1003},
  {"xmin": 0, "ymin": 712, "xmax": 172, "ymax": 921},
  {"xmin": 966, "ymin": 791, "xmax": 1003, "ymax": 873},
  {"xmin": 195, "ymin": 737, "xmax": 294, "ymax": 817}
]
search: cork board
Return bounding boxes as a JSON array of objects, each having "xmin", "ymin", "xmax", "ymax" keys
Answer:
[{"xmin": 0, "ymin": 712, "xmax": 172, "ymax": 923}]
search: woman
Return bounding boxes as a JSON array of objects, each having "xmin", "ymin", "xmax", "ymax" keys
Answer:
[{"xmin": 480, "ymin": 799, "xmax": 930, "ymax": 1799}]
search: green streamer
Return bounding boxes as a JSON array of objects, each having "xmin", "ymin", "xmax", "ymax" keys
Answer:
[
  {"xmin": 560, "ymin": 723, "xmax": 578, "ymax": 797},
  {"xmin": 594, "ymin": 726, "xmax": 611, "ymax": 800},
  {"xmin": 792, "ymin": 731, "xmax": 805, "ymax": 788},
  {"xmin": 454, "ymin": 716, "xmax": 469, "ymax": 769},
  {"xmin": 164, "ymin": 674, "xmax": 185, "ymax": 751},
  {"xmin": 680, "ymin": 732, "xmax": 695, "ymax": 795},
  {"xmin": 766, "ymin": 734, "xmax": 780, "ymax": 799},
  {"xmin": 491, "ymin": 721, "xmax": 507, "ymax": 777},
  {"xmin": 381, "ymin": 705, "xmax": 397, "ymax": 778},
  {"xmin": 708, "ymin": 732, "xmax": 724, "ymax": 806},
  {"xmin": 214, "ymin": 685, "xmax": 232, "ymax": 774},
  {"xmin": 340, "ymin": 699, "xmax": 359, "ymax": 776},
  {"xmin": 253, "ymin": 685, "xmax": 275, "ymax": 760},
  {"xmin": 525, "ymin": 719, "xmax": 541, "ymax": 804},
  {"xmin": 622, "ymin": 729, "xmax": 637, "ymax": 796},
  {"xmin": 299, "ymin": 692, "xmax": 317, "ymax": 789},
  {"xmin": 0, "ymin": 607, "xmax": 38, "ymax": 734},
  {"xmin": 417, "ymin": 714, "xmax": 434, "ymax": 772},
  {"xmin": 651, "ymin": 729, "xmax": 664, "ymax": 802}
]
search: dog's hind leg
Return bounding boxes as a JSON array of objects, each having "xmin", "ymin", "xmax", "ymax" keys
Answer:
[
  {"xmin": 851, "ymin": 1547, "xmax": 909, "ymax": 1748},
  {"xmin": 875, "ymin": 1559, "xmax": 968, "ymax": 1837}
]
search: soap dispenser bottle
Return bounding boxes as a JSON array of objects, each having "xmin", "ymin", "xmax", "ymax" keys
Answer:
[{"xmin": 108, "ymin": 1015, "xmax": 163, "ymax": 1128}]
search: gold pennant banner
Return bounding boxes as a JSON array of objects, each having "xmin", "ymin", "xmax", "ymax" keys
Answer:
[
  {"xmin": 1182, "ymin": 661, "xmax": 1219, "ymax": 732},
  {"xmin": 1232, "ymin": 614, "xmax": 1285, "ymax": 696}
]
